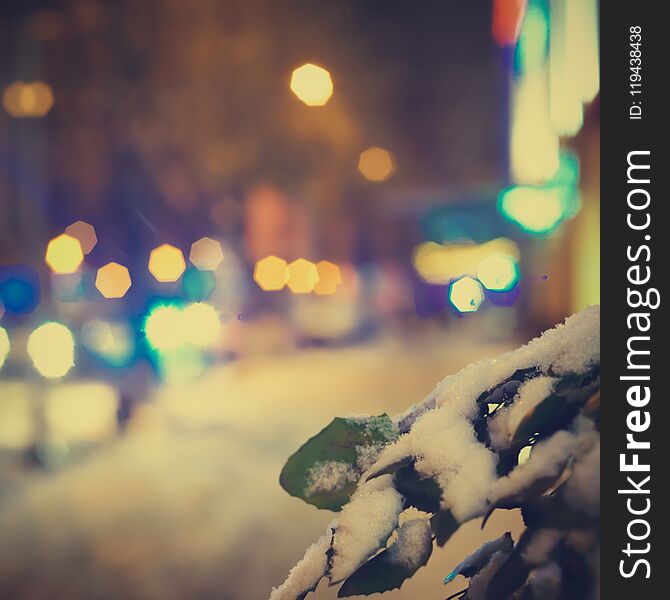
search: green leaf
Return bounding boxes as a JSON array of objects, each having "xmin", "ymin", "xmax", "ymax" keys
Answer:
[
  {"xmin": 280, "ymin": 414, "xmax": 397, "ymax": 511},
  {"xmin": 337, "ymin": 520, "xmax": 433, "ymax": 597},
  {"xmin": 430, "ymin": 510, "xmax": 460, "ymax": 547}
]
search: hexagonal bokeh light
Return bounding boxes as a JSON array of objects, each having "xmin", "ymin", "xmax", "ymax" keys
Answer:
[
  {"xmin": 290, "ymin": 63, "xmax": 333, "ymax": 106},
  {"xmin": 95, "ymin": 262, "xmax": 132, "ymax": 298},
  {"xmin": 45, "ymin": 234, "xmax": 84, "ymax": 274},
  {"xmin": 358, "ymin": 147, "xmax": 395, "ymax": 182},
  {"xmin": 313, "ymin": 260, "xmax": 342, "ymax": 295},
  {"xmin": 148, "ymin": 244, "xmax": 186, "ymax": 282},
  {"xmin": 27, "ymin": 322, "xmax": 75, "ymax": 378},
  {"xmin": 477, "ymin": 253, "xmax": 519, "ymax": 292},
  {"xmin": 253, "ymin": 256, "xmax": 288, "ymax": 291},
  {"xmin": 190, "ymin": 237, "xmax": 224, "ymax": 271},
  {"xmin": 65, "ymin": 220, "xmax": 98, "ymax": 254},
  {"xmin": 286, "ymin": 259, "xmax": 319, "ymax": 294},
  {"xmin": 449, "ymin": 276, "xmax": 485, "ymax": 314}
]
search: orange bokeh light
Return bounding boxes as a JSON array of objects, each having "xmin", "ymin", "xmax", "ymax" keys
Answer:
[
  {"xmin": 95, "ymin": 262, "xmax": 132, "ymax": 299},
  {"xmin": 253, "ymin": 256, "xmax": 288, "ymax": 291},
  {"xmin": 313, "ymin": 261, "xmax": 342, "ymax": 295},
  {"xmin": 148, "ymin": 244, "xmax": 186, "ymax": 282},
  {"xmin": 358, "ymin": 147, "xmax": 395, "ymax": 182},
  {"xmin": 286, "ymin": 259, "xmax": 319, "ymax": 294}
]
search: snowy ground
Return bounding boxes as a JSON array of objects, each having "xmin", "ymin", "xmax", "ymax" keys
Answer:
[{"xmin": 0, "ymin": 332, "xmax": 523, "ymax": 599}]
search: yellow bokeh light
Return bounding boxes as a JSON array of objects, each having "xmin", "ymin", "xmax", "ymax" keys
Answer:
[
  {"xmin": 477, "ymin": 253, "xmax": 519, "ymax": 292},
  {"xmin": 45, "ymin": 233, "xmax": 84, "ymax": 274},
  {"xmin": 182, "ymin": 302, "xmax": 221, "ymax": 348},
  {"xmin": 290, "ymin": 63, "xmax": 333, "ymax": 107},
  {"xmin": 144, "ymin": 305, "xmax": 186, "ymax": 351},
  {"xmin": 190, "ymin": 237, "xmax": 224, "ymax": 271},
  {"xmin": 358, "ymin": 146, "xmax": 395, "ymax": 182},
  {"xmin": 313, "ymin": 260, "xmax": 342, "ymax": 295},
  {"xmin": 95, "ymin": 262, "xmax": 132, "ymax": 298},
  {"xmin": 65, "ymin": 220, "xmax": 97, "ymax": 254},
  {"xmin": 286, "ymin": 259, "xmax": 319, "ymax": 294},
  {"xmin": 510, "ymin": 70, "xmax": 559, "ymax": 184},
  {"xmin": 27, "ymin": 322, "xmax": 75, "ymax": 378},
  {"xmin": 254, "ymin": 256, "xmax": 288, "ymax": 291},
  {"xmin": 449, "ymin": 276, "xmax": 485, "ymax": 314},
  {"xmin": 500, "ymin": 186, "xmax": 564, "ymax": 234},
  {"xmin": 0, "ymin": 326, "xmax": 10, "ymax": 370},
  {"xmin": 413, "ymin": 238, "xmax": 520, "ymax": 285},
  {"xmin": 2, "ymin": 81, "xmax": 54, "ymax": 118},
  {"xmin": 148, "ymin": 244, "xmax": 186, "ymax": 282}
]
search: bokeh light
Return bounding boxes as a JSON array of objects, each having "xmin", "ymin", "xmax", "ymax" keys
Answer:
[
  {"xmin": 358, "ymin": 147, "xmax": 395, "ymax": 182},
  {"xmin": 65, "ymin": 220, "xmax": 98, "ymax": 254},
  {"xmin": 499, "ymin": 186, "xmax": 564, "ymax": 234},
  {"xmin": 190, "ymin": 237, "xmax": 224, "ymax": 271},
  {"xmin": 449, "ymin": 276, "xmax": 485, "ymax": 314},
  {"xmin": 253, "ymin": 256, "xmax": 288, "ymax": 291},
  {"xmin": 0, "ymin": 265, "xmax": 40, "ymax": 315},
  {"xmin": 143, "ymin": 304, "xmax": 186, "ymax": 352},
  {"xmin": 2, "ymin": 80, "xmax": 54, "ymax": 117},
  {"xmin": 182, "ymin": 267, "xmax": 216, "ymax": 301},
  {"xmin": 492, "ymin": 0, "xmax": 526, "ymax": 46},
  {"xmin": 286, "ymin": 259, "xmax": 319, "ymax": 294},
  {"xmin": 313, "ymin": 261, "xmax": 342, "ymax": 295},
  {"xmin": 95, "ymin": 262, "xmax": 132, "ymax": 298},
  {"xmin": 148, "ymin": 244, "xmax": 186, "ymax": 282},
  {"xmin": 510, "ymin": 70, "xmax": 559, "ymax": 184},
  {"xmin": 182, "ymin": 303, "xmax": 221, "ymax": 348},
  {"xmin": 27, "ymin": 322, "xmax": 75, "ymax": 378},
  {"xmin": 0, "ymin": 327, "xmax": 10, "ymax": 370},
  {"xmin": 290, "ymin": 63, "xmax": 333, "ymax": 106},
  {"xmin": 45, "ymin": 233, "xmax": 84, "ymax": 274},
  {"xmin": 81, "ymin": 319, "xmax": 134, "ymax": 367},
  {"xmin": 515, "ymin": 2, "xmax": 549, "ymax": 72},
  {"xmin": 143, "ymin": 302, "xmax": 220, "ymax": 352},
  {"xmin": 413, "ymin": 238, "xmax": 520, "ymax": 285},
  {"xmin": 477, "ymin": 253, "xmax": 519, "ymax": 292}
]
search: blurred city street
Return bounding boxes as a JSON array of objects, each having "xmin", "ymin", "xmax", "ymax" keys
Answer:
[{"xmin": 0, "ymin": 329, "xmax": 521, "ymax": 599}]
